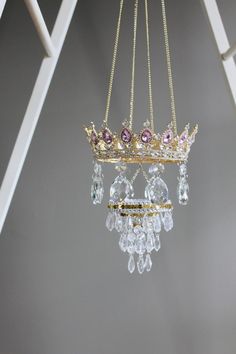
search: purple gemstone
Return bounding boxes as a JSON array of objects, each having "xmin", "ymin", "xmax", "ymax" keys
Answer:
[
  {"xmin": 102, "ymin": 129, "xmax": 113, "ymax": 144},
  {"xmin": 179, "ymin": 132, "xmax": 187, "ymax": 144},
  {"xmin": 91, "ymin": 131, "xmax": 98, "ymax": 145},
  {"xmin": 121, "ymin": 128, "xmax": 132, "ymax": 143},
  {"xmin": 162, "ymin": 130, "xmax": 173, "ymax": 144},
  {"xmin": 140, "ymin": 129, "xmax": 152, "ymax": 143}
]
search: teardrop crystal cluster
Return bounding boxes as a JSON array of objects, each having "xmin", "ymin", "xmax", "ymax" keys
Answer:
[{"xmin": 104, "ymin": 163, "xmax": 175, "ymax": 274}]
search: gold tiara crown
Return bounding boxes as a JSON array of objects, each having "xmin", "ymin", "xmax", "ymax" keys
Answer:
[{"xmin": 84, "ymin": 121, "xmax": 198, "ymax": 164}]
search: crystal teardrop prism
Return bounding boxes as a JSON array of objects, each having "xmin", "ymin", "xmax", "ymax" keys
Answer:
[
  {"xmin": 145, "ymin": 254, "xmax": 152, "ymax": 272},
  {"xmin": 177, "ymin": 179, "xmax": 189, "ymax": 205},
  {"xmin": 110, "ymin": 175, "xmax": 134, "ymax": 202},
  {"xmin": 145, "ymin": 176, "xmax": 168, "ymax": 204},
  {"xmin": 128, "ymin": 254, "xmax": 135, "ymax": 273},
  {"xmin": 106, "ymin": 212, "xmax": 115, "ymax": 231},
  {"xmin": 137, "ymin": 255, "xmax": 145, "ymax": 274}
]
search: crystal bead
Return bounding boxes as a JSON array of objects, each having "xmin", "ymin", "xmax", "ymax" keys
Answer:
[
  {"xmin": 128, "ymin": 254, "xmax": 135, "ymax": 274},
  {"xmin": 146, "ymin": 231, "xmax": 154, "ymax": 253},
  {"xmin": 137, "ymin": 255, "xmax": 145, "ymax": 274},
  {"xmin": 177, "ymin": 179, "xmax": 189, "ymax": 205},
  {"xmin": 162, "ymin": 211, "xmax": 173, "ymax": 232},
  {"xmin": 115, "ymin": 162, "xmax": 127, "ymax": 173},
  {"xmin": 110, "ymin": 175, "xmax": 134, "ymax": 202},
  {"xmin": 149, "ymin": 163, "xmax": 164, "ymax": 175},
  {"xmin": 145, "ymin": 177, "xmax": 168, "ymax": 204},
  {"xmin": 119, "ymin": 234, "xmax": 127, "ymax": 252},
  {"xmin": 125, "ymin": 216, "xmax": 133, "ymax": 232},
  {"xmin": 94, "ymin": 161, "xmax": 102, "ymax": 176},
  {"xmin": 179, "ymin": 164, "xmax": 187, "ymax": 177},
  {"xmin": 135, "ymin": 232, "xmax": 146, "ymax": 255},
  {"xmin": 115, "ymin": 214, "xmax": 123, "ymax": 232},
  {"xmin": 91, "ymin": 177, "xmax": 104, "ymax": 204},
  {"xmin": 145, "ymin": 254, "xmax": 152, "ymax": 272},
  {"xmin": 127, "ymin": 232, "xmax": 136, "ymax": 254},
  {"xmin": 106, "ymin": 212, "xmax": 115, "ymax": 231},
  {"xmin": 153, "ymin": 215, "xmax": 161, "ymax": 233},
  {"xmin": 154, "ymin": 234, "xmax": 161, "ymax": 252}
]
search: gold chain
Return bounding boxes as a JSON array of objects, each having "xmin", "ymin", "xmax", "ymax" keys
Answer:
[
  {"xmin": 161, "ymin": 0, "xmax": 177, "ymax": 135},
  {"xmin": 104, "ymin": 0, "xmax": 124, "ymax": 125},
  {"xmin": 144, "ymin": 0, "xmax": 154, "ymax": 131},
  {"xmin": 129, "ymin": 0, "xmax": 139, "ymax": 129}
]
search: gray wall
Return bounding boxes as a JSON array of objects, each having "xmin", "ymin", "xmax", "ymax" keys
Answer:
[{"xmin": 0, "ymin": 0, "xmax": 236, "ymax": 353}]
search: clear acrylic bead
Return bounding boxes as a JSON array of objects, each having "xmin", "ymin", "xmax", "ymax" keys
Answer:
[
  {"xmin": 153, "ymin": 215, "xmax": 161, "ymax": 233},
  {"xmin": 128, "ymin": 254, "xmax": 135, "ymax": 274},
  {"xmin": 145, "ymin": 254, "xmax": 152, "ymax": 272},
  {"xmin": 177, "ymin": 178, "xmax": 189, "ymax": 205},
  {"xmin": 162, "ymin": 211, "xmax": 173, "ymax": 232},
  {"xmin": 146, "ymin": 231, "xmax": 154, "ymax": 253},
  {"xmin": 154, "ymin": 234, "xmax": 161, "ymax": 252},
  {"xmin": 119, "ymin": 233, "xmax": 127, "ymax": 252},
  {"xmin": 115, "ymin": 213, "xmax": 123, "ymax": 232},
  {"xmin": 110, "ymin": 175, "xmax": 134, "ymax": 202},
  {"xmin": 127, "ymin": 232, "xmax": 136, "ymax": 254},
  {"xmin": 91, "ymin": 177, "xmax": 104, "ymax": 205},
  {"xmin": 106, "ymin": 212, "xmax": 115, "ymax": 231},
  {"xmin": 135, "ymin": 232, "xmax": 146, "ymax": 255},
  {"xmin": 137, "ymin": 255, "xmax": 145, "ymax": 274},
  {"xmin": 145, "ymin": 177, "xmax": 168, "ymax": 204}
]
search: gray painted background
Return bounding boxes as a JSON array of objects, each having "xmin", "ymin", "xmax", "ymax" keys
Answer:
[{"xmin": 0, "ymin": 1, "xmax": 236, "ymax": 353}]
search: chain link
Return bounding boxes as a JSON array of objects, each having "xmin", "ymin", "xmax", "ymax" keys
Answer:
[
  {"xmin": 104, "ymin": 0, "xmax": 124, "ymax": 125},
  {"xmin": 161, "ymin": 0, "xmax": 177, "ymax": 135},
  {"xmin": 144, "ymin": 0, "xmax": 155, "ymax": 131},
  {"xmin": 129, "ymin": 0, "xmax": 139, "ymax": 129}
]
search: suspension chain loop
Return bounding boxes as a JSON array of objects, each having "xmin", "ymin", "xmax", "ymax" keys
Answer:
[
  {"xmin": 161, "ymin": 0, "xmax": 178, "ymax": 135},
  {"xmin": 104, "ymin": 0, "xmax": 124, "ymax": 125},
  {"xmin": 129, "ymin": 0, "xmax": 139, "ymax": 129},
  {"xmin": 144, "ymin": 0, "xmax": 155, "ymax": 131}
]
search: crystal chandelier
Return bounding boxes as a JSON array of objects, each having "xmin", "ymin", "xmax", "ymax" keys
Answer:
[{"xmin": 84, "ymin": 0, "xmax": 198, "ymax": 274}]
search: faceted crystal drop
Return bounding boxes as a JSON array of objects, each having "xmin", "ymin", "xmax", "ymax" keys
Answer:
[
  {"xmin": 135, "ymin": 232, "xmax": 146, "ymax": 255},
  {"xmin": 119, "ymin": 233, "xmax": 127, "ymax": 252},
  {"xmin": 94, "ymin": 161, "xmax": 102, "ymax": 176},
  {"xmin": 154, "ymin": 234, "xmax": 161, "ymax": 252},
  {"xmin": 128, "ymin": 254, "xmax": 135, "ymax": 274},
  {"xmin": 179, "ymin": 164, "xmax": 187, "ymax": 177},
  {"xmin": 127, "ymin": 232, "xmax": 136, "ymax": 254},
  {"xmin": 153, "ymin": 215, "xmax": 161, "ymax": 233},
  {"xmin": 137, "ymin": 255, "xmax": 145, "ymax": 274},
  {"xmin": 125, "ymin": 216, "xmax": 133, "ymax": 233},
  {"xmin": 177, "ymin": 179, "xmax": 189, "ymax": 205},
  {"xmin": 162, "ymin": 211, "xmax": 173, "ymax": 232},
  {"xmin": 115, "ymin": 213, "xmax": 123, "ymax": 232},
  {"xmin": 106, "ymin": 212, "xmax": 115, "ymax": 231},
  {"xmin": 110, "ymin": 175, "xmax": 134, "ymax": 202},
  {"xmin": 145, "ymin": 177, "xmax": 168, "ymax": 204},
  {"xmin": 145, "ymin": 254, "xmax": 152, "ymax": 272},
  {"xmin": 91, "ymin": 177, "xmax": 104, "ymax": 205},
  {"xmin": 146, "ymin": 231, "xmax": 155, "ymax": 253}
]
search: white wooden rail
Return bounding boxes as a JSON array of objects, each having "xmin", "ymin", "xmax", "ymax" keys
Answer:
[
  {"xmin": 0, "ymin": 0, "xmax": 235, "ymax": 233},
  {"xmin": 0, "ymin": 0, "xmax": 78, "ymax": 233},
  {"xmin": 201, "ymin": 0, "xmax": 236, "ymax": 105}
]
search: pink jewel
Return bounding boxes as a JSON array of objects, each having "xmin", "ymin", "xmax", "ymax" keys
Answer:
[
  {"xmin": 162, "ymin": 130, "xmax": 173, "ymax": 144},
  {"xmin": 91, "ymin": 131, "xmax": 98, "ymax": 145},
  {"xmin": 179, "ymin": 131, "xmax": 188, "ymax": 144},
  {"xmin": 140, "ymin": 129, "xmax": 152, "ymax": 143},
  {"xmin": 102, "ymin": 129, "xmax": 113, "ymax": 144},
  {"xmin": 121, "ymin": 128, "xmax": 132, "ymax": 143}
]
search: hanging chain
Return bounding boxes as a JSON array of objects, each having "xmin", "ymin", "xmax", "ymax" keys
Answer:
[
  {"xmin": 161, "ymin": 0, "xmax": 177, "ymax": 135},
  {"xmin": 144, "ymin": 0, "xmax": 154, "ymax": 131},
  {"xmin": 104, "ymin": 0, "xmax": 124, "ymax": 126},
  {"xmin": 129, "ymin": 0, "xmax": 139, "ymax": 129}
]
